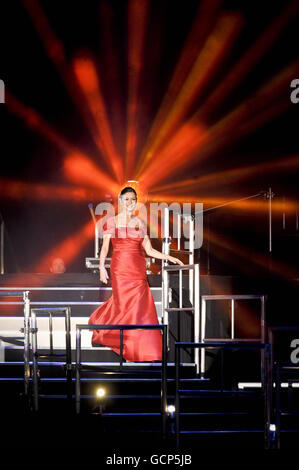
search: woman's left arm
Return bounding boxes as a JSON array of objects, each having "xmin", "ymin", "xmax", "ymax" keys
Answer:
[{"xmin": 142, "ymin": 235, "xmax": 184, "ymax": 265}]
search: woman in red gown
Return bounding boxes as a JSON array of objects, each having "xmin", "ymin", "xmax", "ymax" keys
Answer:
[{"xmin": 88, "ymin": 187, "xmax": 183, "ymax": 362}]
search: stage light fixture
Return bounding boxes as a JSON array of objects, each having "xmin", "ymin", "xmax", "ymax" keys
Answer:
[
  {"xmin": 96, "ymin": 387, "xmax": 106, "ymax": 398},
  {"xmin": 166, "ymin": 404, "xmax": 175, "ymax": 416}
]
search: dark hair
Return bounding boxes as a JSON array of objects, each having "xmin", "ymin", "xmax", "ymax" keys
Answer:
[{"xmin": 119, "ymin": 186, "xmax": 137, "ymax": 199}]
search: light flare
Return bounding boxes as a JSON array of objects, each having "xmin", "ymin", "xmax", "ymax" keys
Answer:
[
  {"xmin": 151, "ymin": 154, "xmax": 299, "ymax": 193},
  {"xmin": 125, "ymin": 0, "xmax": 149, "ymax": 179},
  {"xmin": 72, "ymin": 56, "xmax": 124, "ymax": 183},
  {"xmin": 136, "ymin": 12, "xmax": 242, "ymax": 177},
  {"xmin": 135, "ymin": 0, "xmax": 223, "ymax": 175},
  {"xmin": 64, "ymin": 153, "xmax": 119, "ymax": 195}
]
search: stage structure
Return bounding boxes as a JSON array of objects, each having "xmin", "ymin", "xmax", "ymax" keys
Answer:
[
  {"xmin": 0, "ymin": 196, "xmax": 298, "ymax": 448},
  {"xmin": 162, "ymin": 205, "xmax": 200, "ymax": 372},
  {"xmin": 0, "ymin": 290, "xmax": 30, "ymax": 400}
]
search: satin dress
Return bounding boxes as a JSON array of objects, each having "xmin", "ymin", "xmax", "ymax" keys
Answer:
[{"xmin": 88, "ymin": 216, "xmax": 162, "ymax": 362}]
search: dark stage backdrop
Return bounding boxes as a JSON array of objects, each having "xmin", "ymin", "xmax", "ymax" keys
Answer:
[{"xmin": 0, "ymin": 0, "xmax": 298, "ymax": 275}]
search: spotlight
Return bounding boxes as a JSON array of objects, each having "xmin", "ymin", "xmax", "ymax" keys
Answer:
[
  {"xmin": 166, "ymin": 404, "xmax": 176, "ymax": 434},
  {"xmin": 96, "ymin": 387, "xmax": 106, "ymax": 398},
  {"xmin": 269, "ymin": 423, "xmax": 276, "ymax": 443},
  {"xmin": 166, "ymin": 404, "xmax": 176, "ymax": 419},
  {"xmin": 93, "ymin": 387, "xmax": 106, "ymax": 414}
]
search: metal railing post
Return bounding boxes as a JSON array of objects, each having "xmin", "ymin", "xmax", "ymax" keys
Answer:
[
  {"xmin": 162, "ymin": 264, "xmax": 200, "ymax": 371},
  {"xmin": 0, "ymin": 220, "xmax": 4, "ymax": 274},
  {"xmin": 75, "ymin": 326, "xmax": 81, "ymax": 414},
  {"xmin": 175, "ymin": 341, "xmax": 269, "ymax": 448},
  {"xmin": 188, "ymin": 216, "xmax": 194, "ymax": 304},
  {"xmin": 76, "ymin": 324, "xmax": 167, "ymax": 438},
  {"xmin": 194, "ymin": 263, "xmax": 200, "ymax": 374},
  {"xmin": 31, "ymin": 310, "xmax": 39, "ymax": 411},
  {"xmin": 175, "ymin": 342, "xmax": 180, "ymax": 448},
  {"xmin": 29, "ymin": 307, "xmax": 72, "ymax": 411},
  {"xmin": 161, "ymin": 324, "xmax": 167, "ymax": 439},
  {"xmin": 65, "ymin": 307, "xmax": 72, "ymax": 402},
  {"xmin": 23, "ymin": 290, "xmax": 31, "ymax": 402},
  {"xmin": 200, "ymin": 295, "xmax": 266, "ymax": 378}
]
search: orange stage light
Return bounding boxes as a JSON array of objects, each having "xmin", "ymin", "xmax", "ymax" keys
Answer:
[
  {"xmin": 138, "ymin": 58, "xmax": 298, "ymax": 189},
  {"xmin": 34, "ymin": 218, "xmax": 95, "ymax": 273},
  {"xmin": 139, "ymin": 121, "xmax": 206, "ymax": 188},
  {"xmin": 135, "ymin": 0, "xmax": 223, "ymax": 175},
  {"xmin": 151, "ymin": 154, "xmax": 299, "ymax": 194},
  {"xmin": 147, "ymin": 193, "xmax": 297, "ymax": 214},
  {"xmin": 24, "ymin": 0, "xmax": 124, "ymax": 183},
  {"xmin": 63, "ymin": 153, "xmax": 119, "ymax": 196},
  {"xmin": 208, "ymin": 228, "xmax": 299, "ymax": 280},
  {"xmin": 197, "ymin": 0, "xmax": 299, "ymax": 120},
  {"xmin": 0, "ymin": 179, "xmax": 105, "ymax": 202},
  {"xmin": 125, "ymin": 0, "xmax": 149, "ymax": 179},
  {"xmin": 5, "ymin": 90, "xmax": 73, "ymax": 153},
  {"xmin": 72, "ymin": 56, "xmax": 124, "ymax": 183},
  {"xmin": 136, "ymin": 12, "xmax": 242, "ymax": 178}
]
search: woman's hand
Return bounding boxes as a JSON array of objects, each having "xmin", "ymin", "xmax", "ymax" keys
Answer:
[
  {"xmin": 100, "ymin": 266, "xmax": 109, "ymax": 284},
  {"xmin": 167, "ymin": 255, "xmax": 184, "ymax": 266}
]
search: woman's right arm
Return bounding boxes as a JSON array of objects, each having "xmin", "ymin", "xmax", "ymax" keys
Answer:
[{"xmin": 99, "ymin": 234, "xmax": 111, "ymax": 284}]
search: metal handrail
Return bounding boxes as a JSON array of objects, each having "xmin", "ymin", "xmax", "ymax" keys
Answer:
[
  {"xmin": 0, "ymin": 290, "xmax": 30, "ymax": 401},
  {"xmin": 30, "ymin": 307, "xmax": 72, "ymax": 411},
  {"xmin": 75, "ymin": 323, "xmax": 167, "ymax": 438},
  {"xmin": 268, "ymin": 326, "xmax": 299, "ymax": 449},
  {"xmin": 174, "ymin": 341, "xmax": 271, "ymax": 449},
  {"xmin": 201, "ymin": 294, "xmax": 266, "ymax": 377},
  {"xmin": 162, "ymin": 263, "xmax": 200, "ymax": 372}
]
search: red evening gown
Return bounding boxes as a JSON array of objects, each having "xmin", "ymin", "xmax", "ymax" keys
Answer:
[{"xmin": 88, "ymin": 216, "xmax": 162, "ymax": 362}]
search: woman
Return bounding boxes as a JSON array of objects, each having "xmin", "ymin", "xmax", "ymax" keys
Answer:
[{"xmin": 88, "ymin": 187, "xmax": 184, "ymax": 362}]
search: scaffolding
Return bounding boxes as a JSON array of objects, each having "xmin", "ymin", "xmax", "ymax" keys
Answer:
[
  {"xmin": 75, "ymin": 324, "xmax": 168, "ymax": 437},
  {"xmin": 200, "ymin": 294, "xmax": 266, "ymax": 377},
  {"xmin": 0, "ymin": 290, "xmax": 30, "ymax": 400},
  {"xmin": 161, "ymin": 206, "xmax": 200, "ymax": 371},
  {"xmin": 30, "ymin": 307, "xmax": 72, "ymax": 411}
]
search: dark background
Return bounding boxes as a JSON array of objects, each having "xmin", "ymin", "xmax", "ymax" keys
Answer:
[{"xmin": 0, "ymin": 0, "xmax": 298, "ymax": 275}]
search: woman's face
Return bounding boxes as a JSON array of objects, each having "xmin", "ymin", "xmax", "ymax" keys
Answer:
[{"xmin": 120, "ymin": 192, "xmax": 137, "ymax": 213}]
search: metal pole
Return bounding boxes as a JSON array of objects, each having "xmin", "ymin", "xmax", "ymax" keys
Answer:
[
  {"xmin": 120, "ymin": 329, "xmax": 123, "ymax": 369},
  {"xmin": 194, "ymin": 264, "xmax": 200, "ymax": 374},
  {"xmin": 231, "ymin": 299, "xmax": 235, "ymax": 340},
  {"xmin": 162, "ymin": 207, "xmax": 170, "ymax": 346},
  {"xmin": 65, "ymin": 307, "xmax": 72, "ymax": 402},
  {"xmin": 161, "ymin": 325, "xmax": 167, "ymax": 440},
  {"xmin": 0, "ymin": 221, "xmax": 4, "ymax": 274},
  {"xmin": 177, "ymin": 213, "xmax": 181, "ymax": 250},
  {"xmin": 31, "ymin": 311, "xmax": 39, "ymax": 412},
  {"xmin": 268, "ymin": 187, "xmax": 273, "ymax": 253},
  {"xmin": 23, "ymin": 291, "xmax": 30, "ymax": 402},
  {"xmin": 95, "ymin": 224, "xmax": 99, "ymax": 258},
  {"xmin": 189, "ymin": 217, "xmax": 194, "ymax": 304},
  {"xmin": 282, "ymin": 196, "xmax": 286, "ymax": 230},
  {"xmin": 275, "ymin": 365, "xmax": 281, "ymax": 450},
  {"xmin": 175, "ymin": 344, "xmax": 180, "ymax": 448},
  {"xmin": 264, "ymin": 343, "xmax": 271, "ymax": 450},
  {"xmin": 75, "ymin": 327, "xmax": 81, "ymax": 414},
  {"xmin": 200, "ymin": 298, "xmax": 206, "ymax": 377},
  {"xmin": 261, "ymin": 296, "xmax": 266, "ymax": 394},
  {"xmin": 49, "ymin": 312, "xmax": 53, "ymax": 356},
  {"xmin": 179, "ymin": 261, "xmax": 182, "ymax": 344}
]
